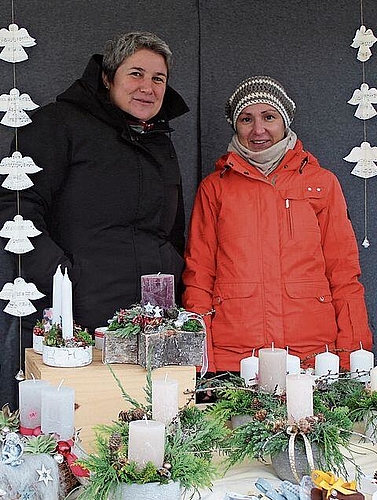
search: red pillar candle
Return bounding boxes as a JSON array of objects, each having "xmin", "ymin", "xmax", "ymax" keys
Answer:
[{"xmin": 140, "ymin": 274, "xmax": 175, "ymax": 309}]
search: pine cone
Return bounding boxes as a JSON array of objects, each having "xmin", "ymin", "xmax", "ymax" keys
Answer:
[
  {"xmin": 109, "ymin": 432, "xmax": 122, "ymax": 453},
  {"xmin": 255, "ymin": 409, "xmax": 267, "ymax": 421},
  {"xmin": 118, "ymin": 407, "xmax": 146, "ymax": 422},
  {"xmin": 251, "ymin": 398, "xmax": 262, "ymax": 410},
  {"xmin": 272, "ymin": 419, "xmax": 286, "ymax": 433}
]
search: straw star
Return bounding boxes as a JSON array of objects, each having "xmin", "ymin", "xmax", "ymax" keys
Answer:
[{"xmin": 36, "ymin": 463, "xmax": 53, "ymax": 486}]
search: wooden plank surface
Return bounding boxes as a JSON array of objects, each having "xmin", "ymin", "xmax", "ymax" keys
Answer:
[{"xmin": 25, "ymin": 348, "xmax": 196, "ymax": 452}]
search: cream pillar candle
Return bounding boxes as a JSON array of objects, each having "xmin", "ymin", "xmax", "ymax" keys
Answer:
[
  {"xmin": 140, "ymin": 273, "xmax": 175, "ymax": 309},
  {"xmin": 240, "ymin": 350, "xmax": 259, "ymax": 386},
  {"xmin": 258, "ymin": 345, "xmax": 287, "ymax": 393},
  {"xmin": 152, "ymin": 377, "xmax": 179, "ymax": 425},
  {"xmin": 315, "ymin": 346, "xmax": 339, "ymax": 383},
  {"xmin": 370, "ymin": 366, "xmax": 377, "ymax": 392},
  {"xmin": 61, "ymin": 269, "xmax": 73, "ymax": 339},
  {"xmin": 19, "ymin": 379, "xmax": 50, "ymax": 432},
  {"xmin": 41, "ymin": 384, "xmax": 75, "ymax": 440},
  {"xmin": 286, "ymin": 348, "xmax": 301, "ymax": 375},
  {"xmin": 128, "ymin": 420, "xmax": 165, "ymax": 468},
  {"xmin": 350, "ymin": 343, "xmax": 374, "ymax": 383},
  {"xmin": 286, "ymin": 374, "xmax": 314, "ymax": 423},
  {"xmin": 52, "ymin": 264, "xmax": 63, "ymax": 325}
]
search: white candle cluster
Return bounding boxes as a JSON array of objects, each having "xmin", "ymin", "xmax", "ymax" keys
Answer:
[{"xmin": 52, "ymin": 264, "xmax": 73, "ymax": 339}]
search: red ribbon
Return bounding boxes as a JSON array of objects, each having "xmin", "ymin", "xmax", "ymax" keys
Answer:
[
  {"xmin": 57, "ymin": 440, "xmax": 90, "ymax": 477},
  {"xmin": 19, "ymin": 425, "xmax": 42, "ymax": 436}
]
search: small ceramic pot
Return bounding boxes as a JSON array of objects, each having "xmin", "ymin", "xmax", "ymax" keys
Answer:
[
  {"xmin": 42, "ymin": 346, "xmax": 93, "ymax": 367},
  {"xmin": 108, "ymin": 481, "xmax": 181, "ymax": 500}
]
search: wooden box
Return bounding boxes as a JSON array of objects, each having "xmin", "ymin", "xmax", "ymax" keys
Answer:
[
  {"xmin": 25, "ymin": 348, "xmax": 196, "ymax": 453},
  {"xmin": 102, "ymin": 330, "xmax": 138, "ymax": 364},
  {"xmin": 138, "ymin": 329, "xmax": 205, "ymax": 369}
]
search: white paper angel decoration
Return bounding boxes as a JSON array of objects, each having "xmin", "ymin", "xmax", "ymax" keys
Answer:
[
  {"xmin": 0, "ymin": 277, "xmax": 45, "ymax": 317},
  {"xmin": 0, "ymin": 23, "xmax": 36, "ymax": 63},
  {"xmin": 351, "ymin": 25, "xmax": 377, "ymax": 62},
  {"xmin": 348, "ymin": 83, "xmax": 377, "ymax": 120},
  {"xmin": 0, "ymin": 214, "xmax": 41, "ymax": 254},
  {"xmin": 0, "ymin": 151, "xmax": 42, "ymax": 190},
  {"xmin": 0, "ymin": 88, "xmax": 39, "ymax": 127},
  {"xmin": 343, "ymin": 141, "xmax": 377, "ymax": 178}
]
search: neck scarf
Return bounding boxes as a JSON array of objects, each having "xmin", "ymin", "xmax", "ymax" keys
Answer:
[{"xmin": 227, "ymin": 128, "xmax": 297, "ymax": 176}]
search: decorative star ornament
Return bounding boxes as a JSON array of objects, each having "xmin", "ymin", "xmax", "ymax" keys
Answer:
[
  {"xmin": 19, "ymin": 486, "xmax": 36, "ymax": 499},
  {"xmin": 144, "ymin": 301, "xmax": 155, "ymax": 314},
  {"xmin": 36, "ymin": 463, "xmax": 53, "ymax": 486}
]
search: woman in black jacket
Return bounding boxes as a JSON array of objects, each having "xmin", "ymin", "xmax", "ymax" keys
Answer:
[{"xmin": 0, "ymin": 31, "xmax": 189, "ymax": 332}]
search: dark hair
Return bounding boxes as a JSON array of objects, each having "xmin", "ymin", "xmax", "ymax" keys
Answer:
[{"xmin": 102, "ymin": 31, "xmax": 172, "ymax": 82}]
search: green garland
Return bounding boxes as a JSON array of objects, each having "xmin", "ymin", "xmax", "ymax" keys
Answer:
[{"xmin": 76, "ymin": 368, "xmax": 229, "ymax": 500}]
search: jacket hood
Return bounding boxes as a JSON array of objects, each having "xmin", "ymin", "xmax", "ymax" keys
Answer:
[{"xmin": 56, "ymin": 54, "xmax": 189, "ymax": 125}]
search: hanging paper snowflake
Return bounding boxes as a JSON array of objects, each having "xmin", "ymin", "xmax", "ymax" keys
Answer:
[
  {"xmin": 343, "ymin": 141, "xmax": 377, "ymax": 178},
  {"xmin": 347, "ymin": 83, "xmax": 377, "ymax": 119},
  {"xmin": 351, "ymin": 25, "xmax": 377, "ymax": 62},
  {"xmin": 0, "ymin": 88, "xmax": 39, "ymax": 127},
  {"xmin": 0, "ymin": 151, "xmax": 42, "ymax": 190},
  {"xmin": 0, "ymin": 23, "xmax": 36, "ymax": 63},
  {"xmin": 0, "ymin": 277, "xmax": 45, "ymax": 317},
  {"xmin": 0, "ymin": 214, "xmax": 41, "ymax": 254}
]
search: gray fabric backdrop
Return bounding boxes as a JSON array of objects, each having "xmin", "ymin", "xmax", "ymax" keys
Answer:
[{"xmin": 0, "ymin": 0, "xmax": 376, "ymax": 408}]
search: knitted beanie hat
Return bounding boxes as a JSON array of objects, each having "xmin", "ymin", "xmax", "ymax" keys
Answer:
[{"xmin": 225, "ymin": 76, "xmax": 296, "ymax": 129}]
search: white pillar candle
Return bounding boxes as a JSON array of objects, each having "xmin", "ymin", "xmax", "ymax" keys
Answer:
[
  {"xmin": 128, "ymin": 420, "xmax": 165, "ymax": 468},
  {"xmin": 152, "ymin": 378, "xmax": 179, "ymax": 425},
  {"xmin": 370, "ymin": 366, "xmax": 377, "ymax": 392},
  {"xmin": 240, "ymin": 352, "xmax": 259, "ymax": 386},
  {"xmin": 61, "ymin": 269, "xmax": 73, "ymax": 339},
  {"xmin": 286, "ymin": 374, "xmax": 314, "ymax": 423},
  {"xmin": 258, "ymin": 346, "xmax": 287, "ymax": 393},
  {"xmin": 286, "ymin": 350, "xmax": 301, "ymax": 375},
  {"xmin": 19, "ymin": 379, "xmax": 50, "ymax": 431},
  {"xmin": 41, "ymin": 384, "xmax": 75, "ymax": 440},
  {"xmin": 350, "ymin": 343, "xmax": 374, "ymax": 383},
  {"xmin": 315, "ymin": 347, "xmax": 339, "ymax": 383},
  {"xmin": 52, "ymin": 265, "xmax": 63, "ymax": 325},
  {"xmin": 140, "ymin": 273, "xmax": 175, "ymax": 309}
]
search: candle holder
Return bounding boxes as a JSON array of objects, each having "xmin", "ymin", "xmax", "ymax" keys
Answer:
[{"xmin": 37, "ymin": 322, "xmax": 94, "ymax": 368}]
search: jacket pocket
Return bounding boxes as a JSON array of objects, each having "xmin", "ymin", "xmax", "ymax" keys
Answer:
[
  {"xmin": 211, "ymin": 282, "xmax": 265, "ymax": 348},
  {"xmin": 284, "ymin": 281, "xmax": 337, "ymax": 346}
]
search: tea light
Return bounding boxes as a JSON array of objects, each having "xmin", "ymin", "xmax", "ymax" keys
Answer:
[
  {"xmin": 350, "ymin": 343, "xmax": 374, "ymax": 383},
  {"xmin": 240, "ymin": 350, "xmax": 259, "ymax": 386},
  {"xmin": 94, "ymin": 327, "xmax": 107, "ymax": 350},
  {"xmin": 152, "ymin": 377, "xmax": 179, "ymax": 425},
  {"xmin": 19, "ymin": 379, "xmax": 50, "ymax": 433},
  {"xmin": 286, "ymin": 373, "xmax": 314, "ymax": 423},
  {"xmin": 41, "ymin": 383, "xmax": 75, "ymax": 440},
  {"xmin": 140, "ymin": 273, "xmax": 175, "ymax": 309},
  {"xmin": 128, "ymin": 419, "xmax": 165, "ymax": 468},
  {"xmin": 315, "ymin": 346, "xmax": 339, "ymax": 383},
  {"xmin": 286, "ymin": 347, "xmax": 301, "ymax": 375},
  {"xmin": 258, "ymin": 345, "xmax": 287, "ymax": 393}
]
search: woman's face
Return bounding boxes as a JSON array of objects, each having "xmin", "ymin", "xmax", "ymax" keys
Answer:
[
  {"xmin": 236, "ymin": 103, "xmax": 285, "ymax": 152},
  {"xmin": 103, "ymin": 49, "xmax": 167, "ymax": 121}
]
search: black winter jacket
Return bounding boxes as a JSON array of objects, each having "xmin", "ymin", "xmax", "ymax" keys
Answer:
[{"xmin": 0, "ymin": 54, "xmax": 189, "ymax": 331}]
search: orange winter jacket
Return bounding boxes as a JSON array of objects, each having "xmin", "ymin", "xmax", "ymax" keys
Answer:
[{"xmin": 183, "ymin": 140, "xmax": 372, "ymax": 372}]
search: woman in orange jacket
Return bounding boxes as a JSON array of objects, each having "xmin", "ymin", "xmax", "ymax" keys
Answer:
[{"xmin": 183, "ymin": 76, "xmax": 372, "ymax": 373}]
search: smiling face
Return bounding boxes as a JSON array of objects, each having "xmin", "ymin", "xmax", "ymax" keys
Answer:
[
  {"xmin": 103, "ymin": 48, "xmax": 168, "ymax": 121},
  {"xmin": 236, "ymin": 103, "xmax": 286, "ymax": 152}
]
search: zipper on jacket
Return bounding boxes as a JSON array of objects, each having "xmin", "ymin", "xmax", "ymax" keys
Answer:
[{"xmin": 285, "ymin": 199, "xmax": 293, "ymax": 239}]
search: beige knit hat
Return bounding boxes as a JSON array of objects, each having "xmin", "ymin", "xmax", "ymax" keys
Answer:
[{"xmin": 225, "ymin": 76, "xmax": 296, "ymax": 129}]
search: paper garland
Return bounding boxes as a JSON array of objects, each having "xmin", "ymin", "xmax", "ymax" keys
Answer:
[
  {"xmin": 0, "ymin": 151, "xmax": 42, "ymax": 190},
  {"xmin": 0, "ymin": 23, "xmax": 36, "ymax": 63},
  {"xmin": 351, "ymin": 25, "xmax": 377, "ymax": 62},
  {"xmin": 0, "ymin": 88, "xmax": 39, "ymax": 127},
  {"xmin": 347, "ymin": 83, "xmax": 377, "ymax": 120},
  {"xmin": 0, "ymin": 277, "xmax": 45, "ymax": 317},
  {"xmin": 0, "ymin": 214, "xmax": 41, "ymax": 254},
  {"xmin": 344, "ymin": 142, "xmax": 377, "ymax": 178}
]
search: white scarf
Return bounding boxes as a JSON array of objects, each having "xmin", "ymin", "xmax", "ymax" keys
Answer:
[{"xmin": 227, "ymin": 128, "xmax": 297, "ymax": 176}]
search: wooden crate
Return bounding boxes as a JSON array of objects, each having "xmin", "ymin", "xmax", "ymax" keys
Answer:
[{"xmin": 25, "ymin": 348, "xmax": 196, "ymax": 452}]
